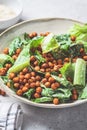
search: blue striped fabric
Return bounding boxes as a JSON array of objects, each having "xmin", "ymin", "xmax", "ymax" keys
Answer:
[{"xmin": 0, "ymin": 103, "xmax": 23, "ymax": 130}]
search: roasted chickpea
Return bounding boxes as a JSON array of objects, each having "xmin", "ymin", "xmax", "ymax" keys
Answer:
[
  {"xmin": 14, "ymin": 83, "xmax": 20, "ymax": 88},
  {"xmin": 31, "ymin": 76, "xmax": 36, "ymax": 82},
  {"xmin": 30, "ymin": 71, "xmax": 36, "ymax": 77},
  {"xmin": 1, "ymin": 90, "xmax": 6, "ymax": 96},
  {"xmin": 64, "ymin": 58, "xmax": 69, "ymax": 62},
  {"xmin": 16, "ymin": 48, "xmax": 21, "ymax": 54},
  {"xmin": 25, "ymin": 73, "xmax": 31, "ymax": 79},
  {"xmin": 57, "ymin": 59, "xmax": 63, "ymax": 65},
  {"xmin": 32, "ymin": 32, "xmax": 37, "ymax": 37},
  {"xmin": 41, "ymin": 78, "xmax": 47, "ymax": 83},
  {"xmin": 22, "ymin": 67, "xmax": 28, "ymax": 74},
  {"xmin": 23, "ymin": 79, "xmax": 28, "ymax": 83},
  {"xmin": 13, "ymin": 77, "xmax": 19, "ymax": 83},
  {"xmin": 36, "ymin": 75, "xmax": 41, "ymax": 81},
  {"xmin": 12, "ymin": 55, "xmax": 17, "ymax": 60},
  {"xmin": 30, "ymin": 55, "xmax": 36, "ymax": 62},
  {"xmin": 40, "ymin": 68, "xmax": 45, "ymax": 72},
  {"xmin": 34, "ymin": 92, "xmax": 41, "ymax": 98},
  {"xmin": 45, "ymin": 82, "xmax": 51, "ymax": 88},
  {"xmin": 53, "ymin": 98, "xmax": 59, "ymax": 105},
  {"xmin": 16, "ymin": 89, "xmax": 23, "ymax": 96},
  {"xmin": 34, "ymin": 61, "xmax": 38, "ymax": 66},
  {"xmin": 71, "ymin": 94, "xmax": 78, "ymax": 100},
  {"xmin": 72, "ymin": 89, "xmax": 77, "ymax": 94},
  {"xmin": 51, "ymin": 83, "xmax": 58, "ymax": 90},
  {"xmin": 30, "ymin": 82, "xmax": 36, "ymax": 88},
  {"xmin": 5, "ymin": 63, "xmax": 11, "ymax": 69},
  {"xmin": 36, "ymin": 87, "xmax": 42, "ymax": 93},
  {"xmin": 48, "ymin": 62, "xmax": 54, "ymax": 68},
  {"xmin": 6, "ymin": 82, "xmax": 11, "ymax": 88},
  {"xmin": 83, "ymin": 56, "xmax": 87, "ymax": 61},
  {"xmin": 34, "ymin": 66, "xmax": 40, "ymax": 71},
  {"xmin": 22, "ymin": 86, "xmax": 28, "ymax": 93},
  {"xmin": 48, "ymin": 77, "xmax": 55, "ymax": 83},
  {"xmin": 9, "ymin": 72, "xmax": 15, "ymax": 79},
  {"xmin": 35, "ymin": 81, "xmax": 40, "ymax": 87},
  {"xmin": 71, "ymin": 35, "xmax": 76, "ymax": 41},
  {"xmin": 25, "ymin": 83, "xmax": 30, "ymax": 88},
  {"xmin": 19, "ymin": 75, "xmax": 24, "ymax": 80},
  {"xmin": 3, "ymin": 48, "xmax": 9, "ymax": 54},
  {"xmin": 45, "ymin": 72, "xmax": 51, "ymax": 78},
  {"xmin": 41, "ymin": 63, "xmax": 48, "ymax": 69}
]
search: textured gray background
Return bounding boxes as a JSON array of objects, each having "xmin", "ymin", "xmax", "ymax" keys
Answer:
[{"xmin": 1, "ymin": 0, "xmax": 87, "ymax": 130}]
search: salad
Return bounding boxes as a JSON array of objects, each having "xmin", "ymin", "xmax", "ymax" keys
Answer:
[{"xmin": 0, "ymin": 23, "xmax": 87, "ymax": 105}]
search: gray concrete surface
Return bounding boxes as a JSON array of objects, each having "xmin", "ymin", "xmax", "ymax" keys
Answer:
[{"xmin": 1, "ymin": 0, "xmax": 87, "ymax": 130}]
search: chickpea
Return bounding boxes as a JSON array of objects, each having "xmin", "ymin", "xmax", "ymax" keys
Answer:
[
  {"xmin": 3, "ymin": 48, "xmax": 9, "ymax": 54},
  {"xmin": 9, "ymin": 72, "xmax": 15, "ymax": 79},
  {"xmin": 31, "ymin": 76, "xmax": 36, "ymax": 82},
  {"xmin": 34, "ymin": 66, "xmax": 40, "ymax": 71},
  {"xmin": 12, "ymin": 55, "xmax": 17, "ymax": 60},
  {"xmin": 72, "ymin": 89, "xmax": 77, "ymax": 94},
  {"xmin": 1, "ymin": 90, "xmax": 6, "ymax": 96},
  {"xmin": 48, "ymin": 77, "xmax": 55, "ymax": 83},
  {"xmin": 14, "ymin": 83, "xmax": 20, "ymax": 88},
  {"xmin": 16, "ymin": 89, "xmax": 23, "ymax": 96},
  {"xmin": 28, "ymin": 79, "xmax": 33, "ymax": 83},
  {"xmin": 6, "ymin": 82, "xmax": 11, "ymax": 88},
  {"xmin": 53, "ymin": 98, "xmax": 59, "ymax": 105},
  {"xmin": 44, "ymin": 32, "xmax": 50, "ymax": 36},
  {"xmin": 25, "ymin": 73, "xmax": 31, "ymax": 79},
  {"xmin": 41, "ymin": 63, "xmax": 48, "ymax": 69},
  {"xmin": 23, "ymin": 79, "xmax": 28, "ymax": 83},
  {"xmin": 41, "ymin": 78, "xmax": 47, "ymax": 83},
  {"xmin": 45, "ymin": 72, "xmax": 51, "ymax": 78},
  {"xmin": 36, "ymin": 87, "xmax": 42, "ymax": 93},
  {"xmin": 19, "ymin": 72, "xmax": 23, "ymax": 75},
  {"xmin": 64, "ymin": 58, "xmax": 69, "ymax": 62},
  {"xmin": 58, "ymin": 74, "xmax": 62, "ymax": 78},
  {"xmin": 55, "ymin": 82, "xmax": 60, "ymax": 88},
  {"xmin": 40, "ymin": 33, "xmax": 45, "ymax": 36},
  {"xmin": 34, "ymin": 92, "xmax": 41, "ymax": 98},
  {"xmin": 25, "ymin": 83, "xmax": 30, "ymax": 88},
  {"xmin": 34, "ymin": 60, "xmax": 38, "ymax": 66},
  {"xmin": 80, "ymin": 48, "xmax": 84, "ymax": 53},
  {"xmin": 45, "ymin": 82, "xmax": 51, "ymax": 88},
  {"xmin": 35, "ymin": 81, "xmax": 40, "ymax": 87},
  {"xmin": 53, "ymin": 65, "xmax": 59, "ymax": 71},
  {"xmin": 19, "ymin": 74, "xmax": 24, "ymax": 80},
  {"xmin": 48, "ymin": 62, "xmax": 54, "ymax": 68},
  {"xmin": 40, "ymin": 68, "xmax": 45, "ymax": 72},
  {"xmin": 30, "ymin": 55, "xmax": 36, "ymax": 62},
  {"xmin": 36, "ymin": 75, "xmax": 41, "ymax": 81},
  {"xmin": 32, "ymin": 32, "xmax": 37, "ymax": 37},
  {"xmin": 16, "ymin": 48, "xmax": 21, "ymax": 54},
  {"xmin": 13, "ymin": 77, "xmax": 19, "ymax": 83},
  {"xmin": 83, "ymin": 56, "xmax": 87, "ymax": 61},
  {"xmin": 5, "ymin": 63, "xmax": 12, "ymax": 69},
  {"xmin": 29, "ymin": 33, "xmax": 34, "ymax": 38},
  {"xmin": 22, "ymin": 86, "xmax": 28, "ymax": 93},
  {"xmin": 71, "ymin": 35, "xmax": 76, "ymax": 41},
  {"xmin": 71, "ymin": 94, "xmax": 78, "ymax": 100},
  {"xmin": 0, "ymin": 68, "xmax": 6, "ymax": 76},
  {"xmin": 51, "ymin": 83, "xmax": 58, "ymax": 90},
  {"xmin": 57, "ymin": 59, "xmax": 63, "ymax": 65},
  {"xmin": 30, "ymin": 71, "xmax": 36, "ymax": 77},
  {"xmin": 22, "ymin": 67, "xmax": 28, "ymax": 74},
  {"xmin": 30, "ymin": 82, "xmax": 36, "ymax": 88}
]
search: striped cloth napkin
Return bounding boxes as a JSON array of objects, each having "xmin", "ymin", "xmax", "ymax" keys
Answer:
[{"xmin": 0, "ymin": 102, "xmax": 23, "ymax": 130}]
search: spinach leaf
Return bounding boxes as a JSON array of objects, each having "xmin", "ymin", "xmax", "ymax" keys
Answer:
[
  {"xmin": 35, "ymin": 51, "xmax": 46, "ymax": 64},
  {"xmin": 32, "ymin": 97, "xmax": 53, "ymax": 103},
  {"xmin": 23, "ymin": 88, "xmax": 35, "ymax": 99},
  {"xmin": 79, "ymin": 84, "xmax": 87, "ymax": 99}
]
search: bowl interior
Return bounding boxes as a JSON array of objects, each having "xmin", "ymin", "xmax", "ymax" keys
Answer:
[{"xmin": 0, "ymin": 18, "xmax": 86, "ymax": 108}]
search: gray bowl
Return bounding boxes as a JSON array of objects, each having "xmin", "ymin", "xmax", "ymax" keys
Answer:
[{"xmin": 0, "ymin": 18, "xmax": 86, "ymax": 108}]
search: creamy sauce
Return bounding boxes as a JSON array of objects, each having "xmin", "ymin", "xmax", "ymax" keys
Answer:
[{"xmin": 0, "ymin": 4, "xmax": 16, "ymax": 21}]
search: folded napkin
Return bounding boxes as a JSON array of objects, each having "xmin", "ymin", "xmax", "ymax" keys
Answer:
[{"xmin": 0, "ymin": 102, "xmax": 23, "ymax": 130}]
